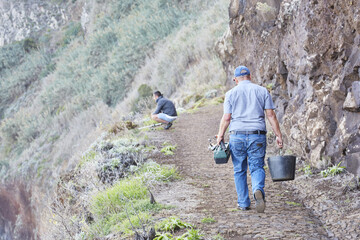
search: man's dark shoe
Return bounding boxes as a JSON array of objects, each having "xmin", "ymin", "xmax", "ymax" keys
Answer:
[
  {"xmin": 164, "ymin": 122, "xmax": 172, "ymax": 130},
  {"xmin": 254, "ymin": 190, "xmax": 265, "ymax": 213},
  {"xmin": 237, "ymin": 205, "xmax": 250, "ymax": 211}
]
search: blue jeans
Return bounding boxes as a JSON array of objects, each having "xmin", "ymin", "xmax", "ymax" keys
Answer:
[{"xmin": 229, "ymin": 133, "xmax": 266, "ymax": 207}]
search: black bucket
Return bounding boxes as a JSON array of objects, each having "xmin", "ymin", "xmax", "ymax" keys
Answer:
[{"xmin": 267, "ymin": 155, "xmax": 296, "ymax": 182}]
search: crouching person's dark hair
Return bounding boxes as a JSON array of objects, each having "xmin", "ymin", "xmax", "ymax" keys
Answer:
[{"xmin": 154, "ymin": 91, "xmax": 162, "ymax": 97}]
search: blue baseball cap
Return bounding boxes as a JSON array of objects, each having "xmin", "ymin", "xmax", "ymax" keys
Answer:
[{"xmin": 234, "ymin": 66, "xmax": 250, "ymax": 77}]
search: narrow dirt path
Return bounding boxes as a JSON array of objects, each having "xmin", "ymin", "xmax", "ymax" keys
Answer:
[{"xmin": 150, "ymin": 104, "xmax": 330, "ymax": 239}]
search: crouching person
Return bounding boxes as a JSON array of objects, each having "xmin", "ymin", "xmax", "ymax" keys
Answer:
[{"xmin": 151, "ymin": 91, "xmax": 177, "ymax": 130}]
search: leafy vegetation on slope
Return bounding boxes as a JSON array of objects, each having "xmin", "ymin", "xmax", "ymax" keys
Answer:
[
  {"xmin": 155, "ymin": 216, "xmax": 209, "ymax": 240},
  {"xmin": 48, "ymin": 130, "xmax": 179, "ymax": 239},
  {"xmin": 43, "ymin": 0, "xmax": 185, "ymax": 110},
  {"xmin": 320, "ymin": 162, "xmax": 346, "ymax": 178},
  {"xmin": 0, "ymin": 1, "xmax": 232, "ymax": 239},
  {"xmin": 89, "ymin": 162, "xmax": 178, "ymax": 237},
  {"xmin": 156, "ymin": 216, "xmax": 193, "ymax": 233},
  {"xmin": 134, "ymin": 0, "xmax": 228, "ymax": 99},
  {"xmin": 0, "ymin": 0, "xmax": 228, "ymax": 183},
  {"xmin": 0, "ymin": 0, "xmax": 185, "ymax": 175}
]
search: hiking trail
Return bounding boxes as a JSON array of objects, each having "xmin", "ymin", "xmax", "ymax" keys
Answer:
[{"xmin": 149, "ymin": 104, "xmax": 332, "ymax": 239}]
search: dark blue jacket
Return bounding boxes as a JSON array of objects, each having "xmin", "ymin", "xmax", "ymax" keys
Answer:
[{"xmin": 153, "ymin": 96, "xmax": 177, "ymax": 116}]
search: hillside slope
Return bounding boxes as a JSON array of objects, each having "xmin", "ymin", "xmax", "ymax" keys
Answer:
[{"xmin": 0, "ymin": 0, "xmax": 229, "ymax": 238}]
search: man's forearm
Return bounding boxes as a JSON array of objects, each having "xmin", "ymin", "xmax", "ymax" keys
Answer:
[
  {"xmin": 153, "ymin": 106, "xmax": 161, "ymax": 115},
  {"xmin": 265, "ymin": 109, "xmax": 283, "ymax": 148},
  {"xmin": 268, "ymin": 114, "xmax": 282, "ymax": 138},
  {"xmin": 217, "ymin": 116, "xmax": 230, "ymax": 138}
]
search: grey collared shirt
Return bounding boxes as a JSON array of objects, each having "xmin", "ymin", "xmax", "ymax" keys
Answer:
[{"xmin": 224, "ymin": 80, "xmax": 275, "ymax": 132}]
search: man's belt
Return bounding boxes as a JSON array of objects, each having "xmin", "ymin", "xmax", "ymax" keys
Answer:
[{"xmin": 229, "ymin": 130, "xmax": 267, "ymax": 135}]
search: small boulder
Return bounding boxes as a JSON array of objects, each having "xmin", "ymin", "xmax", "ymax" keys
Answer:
[{"xmin": 343, "ymin": 81, "xmax": 360, "ymax": 112}]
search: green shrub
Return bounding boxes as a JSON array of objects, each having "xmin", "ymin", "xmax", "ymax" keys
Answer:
[
  {"xmin": 90, "ymin": 199, "xmax": 165, "ymax": 237},
  {"xmin": 0, "ymin": 38, "xmax": 37, "ymax": 73},
  {"xmin": 110, "ymin": 0, "xmax": 142, "ymax": 19},
  {"xmin": 86, "ymin": 30, "xmax": 118, "ymax": 68},
  {"xmin": 23, "ymin": 38, "xmax": 38, "ymax": 53},
  {"xmin": 0, "ymin": 110, "xmax": 41, "ymax": 154},
  {"xmin": 131, "ymin": 84, "xmax": 154, "ymax": 112},
  {"xmin": 0, "ymin": 50, "xmax": 48, "ymax": 119},
  {"xmin": 89, "ymin": 159, "xmax": 179, "ymax": 237},
  {"xmin": 177, "ymin": 228, "xmax": 204, "ymax": 240},
  {"xmin": 320, "ymin": 162, "xmax": 346, "ymax": 178},
  {"xmin": 154, "ymin": 232, "xmax": 174, "ymax": 240},
  {"xmin": 201, "ymin": 217, "xmax": 216, "ymax": 224},
  {"xmin": 61, "ymin": 22, "xmax": 84, "ymax": 46},
  {"xmin": 138, "ymin": 84, "xmax": 153, "ymax": 98},
  {"xmin": 156, "ymin": 216, "xmax": 193, "ymax": 233},
  {"xmin": 300, "ymin": 164, "xmax": 312, "ymax": 176},
  {"xmin": 154, "ymin": 226, "xmax": 204, "ymax": 240},
  {"xmin": 39, "ymin": 50, "xmax": 57, "ymax": 78},
  {"xmin": 0, "ymin": 42, "xmax": 25, "ymax": 73},
  {"xmin": 78, "ymin": 150, "xmax": 97, "ymax": 167},
  {"xmin": 138, "ymin": 161, "xmax": 179, "ymax": 182},
  {"xmin": 90, "ymin": 179, "xmax": 157, "ymax": 237},
  {"xmin": 266, "ymin": 83, "xmax": 275, "ymax": 92},
  {"xmin": 161, "ymin": 142, "xmax": 177, "ymax": 156},
  {"xmin": 91, "ymin": 178, "xmax": 148, "ymax": 216},
  {"xmin": 113, "ymin": 211, "xmax": 151, "ymax": 236}
]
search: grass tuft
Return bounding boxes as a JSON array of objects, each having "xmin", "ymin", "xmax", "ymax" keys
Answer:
[
  {"xmin": 201, "ymin": 217, "xmax": 216, "ymax": 224},
  {"xmin": 161, "ymin": 142, "xmax": 177, "ymax": 156},
  {"xmin": 320, "ymin": 162, "xmax": 346, "ymax": 178},
  {"xmin": 299, "ymin": 164, "xmax": 312, "ymax": 176},
  {"xmin": 285, "ymin": 201, "xmax": 302, "ymax": 207}
]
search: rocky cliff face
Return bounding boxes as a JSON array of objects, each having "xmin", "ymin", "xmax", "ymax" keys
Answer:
[
  {"xmin": 0, "ymin": 0, "xmax": 72, "ymax": 46},
  {"xmin": 217, "ymin": 0, "xmax": 360, "ymax": 175},
  {"xmin": 0, "ymin": 184, "xmax": 37, "ymax": 240},
  {"xmin": 0, "ymin": 0, "xmax": 97, "ymax": 47}
]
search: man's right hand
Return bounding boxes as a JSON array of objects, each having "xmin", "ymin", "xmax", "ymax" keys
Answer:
[
  {"xmin": 216, "ymin": 135, "xmax": 224, "ymax": 146},
  {"xmin": 276, "ymin": 136, "xmax": 283, "ymax": 148}
]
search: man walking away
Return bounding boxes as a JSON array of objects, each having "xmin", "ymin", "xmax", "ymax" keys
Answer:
[
  {"xmin": 216, "ymin": 66, "xmax": 283, "ymax": 213},
  {"xmin": 151, "ymin": 91, "xmax": 178, "ymax": 130}
]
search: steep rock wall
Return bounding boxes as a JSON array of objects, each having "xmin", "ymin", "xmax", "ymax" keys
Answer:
[
  {"xmin": 0, "ymin": 183, "xmax": 37, "ymax": 240},
  {"xmin": 0, "ymin": 0, "xmax": 70, "ymax": 46},
  {"xmin": 217, "ymin": 0, "xmax": 360, "ymax": 175},
  {"xmin": 0, "ymin": 0, "xmax": 96, "ymax": 47}
]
